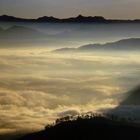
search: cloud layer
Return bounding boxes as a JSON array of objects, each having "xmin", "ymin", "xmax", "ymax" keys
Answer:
[{"xmin": 0, "ymin": 48, "xmax": 140, "ymax": 135}]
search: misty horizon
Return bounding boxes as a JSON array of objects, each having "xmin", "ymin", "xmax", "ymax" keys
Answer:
[{"xmin": 0, "ymin": 0, "xmax": 140, "ymax": 139}]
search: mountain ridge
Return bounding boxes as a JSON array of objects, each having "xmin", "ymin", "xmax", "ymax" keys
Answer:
[
  {"xmin": 0, "ymin": 15, "xmax": 140, "ymax": 23},
  {"xmin": 54, "ymin": 38, "xmax": 140, "ymax": 52}
]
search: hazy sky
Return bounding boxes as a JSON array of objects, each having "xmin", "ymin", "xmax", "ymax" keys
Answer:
[{"xmin": 0, "ymin": 0, "xmax": 140, "ymax": 19}]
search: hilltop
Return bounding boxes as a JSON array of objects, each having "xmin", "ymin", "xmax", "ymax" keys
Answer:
[{"xmin": 15, "ymin": 114, "xmax": 140, "ymax": 140}]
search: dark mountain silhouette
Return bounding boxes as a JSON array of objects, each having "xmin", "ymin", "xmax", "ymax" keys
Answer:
[
  {"xmin": 36, "ymin": 16, "xmax": 61, "ymax": 22},
  {"xmin": 0, "ymin": 15, "xmax": 34, "ymax": 22},
  {"xmin": 69, "ymin": 15, "xmax": 106, "ymax": 22},
  {"xmin": 15, "ymin": 115, "xmax": 140, "ymax": 140},
  {"xmin": 36, "ymin": 15, "xmax": 106, "ymax": 23},
  {"xmin": 0, "ymin": 15, "xmax": 140, "ymax": 23},
  {"xmin": 54, "ymin": 38, "xmax": 140, "ymax": 52}
]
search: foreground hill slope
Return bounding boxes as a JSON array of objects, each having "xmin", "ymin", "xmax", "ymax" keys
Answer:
[{"xmin": 16, "ymin": 116, "xmax": 140, "ymax": 140}]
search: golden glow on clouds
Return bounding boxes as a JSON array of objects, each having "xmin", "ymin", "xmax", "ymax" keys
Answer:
[{"xmin": 0, "ymin": 48, "xmax": 140, "ymax": 134}]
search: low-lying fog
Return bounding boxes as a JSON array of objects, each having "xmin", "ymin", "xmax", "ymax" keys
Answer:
[
  {"xmin": 0, "ymin": 47, "xmax": 140, "ymax": 135},
  {"xmin": 0, "ymin": 22, "xmax": 140, "ymax": 138},
  {"xmin": 0, "ymin": 22, "xmax": 140, "ymax": 48}
]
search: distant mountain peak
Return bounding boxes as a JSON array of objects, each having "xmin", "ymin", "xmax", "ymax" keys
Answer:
[
  {"xmin": 73, "ymin": 15, "xmax": 106, "ymax": 22},
  {"xmin": 1, "ymin": 14, "xmax": 9, "ymax": 17},
  {"xmin": 0, "ymin": 15, "xmax": 17, "ymax": 19},
  {"xmin": 77, "ymin": 14, "xmax": 84, "ymax": 18},
  {"xmin": 36, "ymin": 16, "xmax": 59, "ymax": 22},
  {"xmin": 1, "ymin": 14, "xmax": 12, "ymax": 17}
]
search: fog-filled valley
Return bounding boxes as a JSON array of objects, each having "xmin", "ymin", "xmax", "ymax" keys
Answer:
[{"xmin": 0, "ymin": 22, "xmax": 140, "ymax": 139}]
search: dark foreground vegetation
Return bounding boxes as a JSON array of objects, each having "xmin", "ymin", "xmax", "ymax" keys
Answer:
[{"xmin": 16, "ymin": 113, "xmax": 140, "ymax": 140}]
